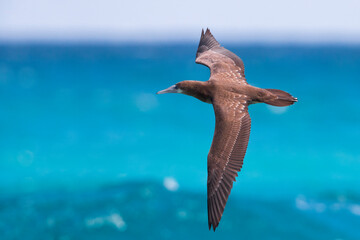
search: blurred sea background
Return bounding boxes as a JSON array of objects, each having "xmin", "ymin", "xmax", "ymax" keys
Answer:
[
  {"xmin": 1, "ymin": 43, "xmax": 360, "ymax": 240},
  {"xmin": 1, "ymin": 0, "xmax": 360, "ymax": 239}
]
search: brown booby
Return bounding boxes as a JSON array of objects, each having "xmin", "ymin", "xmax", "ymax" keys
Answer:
[{"xmin": 157, "ymin": 29, "xmax": 297, "ymax": 231}]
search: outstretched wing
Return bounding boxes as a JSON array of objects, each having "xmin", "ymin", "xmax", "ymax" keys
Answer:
[
  {"xmin": 196, "ymin": 29, "xmax": 247, "ymax": 84},
  {"xmin": 207, "ymin": 93, "xmax": 251, "ymax": 231}
]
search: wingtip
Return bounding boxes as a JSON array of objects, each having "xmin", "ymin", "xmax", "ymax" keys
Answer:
[
  {"xmin": 213, "ymin": 222, "xmax": 219, "ymax": 231},
  {"xmin": 201, "ymin": 28, "xmax": 212, "ymax": 37},
  {"xmin": 208, "ymin": 222, "xmax": 218, "ymax": 231},
  {"xmin": 208, "ymin": 224, "xmax": 216, "ymax": 232},
  {"xmin": 205, "ymin": 28, "xmax": 211, "ymax": 35},
  {"xmin": 196, "ymin": 27, "xmax": 220, "ymax": 54}
]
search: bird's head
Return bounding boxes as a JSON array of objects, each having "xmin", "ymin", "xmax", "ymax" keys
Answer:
[
  {"xmin": 157, "ymin": 81, "xmax": 209, "ymax": 103},
  {"xmin": 156, "ymin": 82, "xmax": 185, "ymax": 95}
]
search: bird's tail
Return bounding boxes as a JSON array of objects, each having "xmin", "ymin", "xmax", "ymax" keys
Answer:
[{"xmin": 264, "ymin": 89, "xmax": 297, "ymax": 107}]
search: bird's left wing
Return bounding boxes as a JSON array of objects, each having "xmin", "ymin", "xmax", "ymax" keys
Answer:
[
  {"xmin": 207, "ymin": 93, "xmax": 251, "ymax": 231},
  {"xmin": 195, "ymin": 29, "xmax": 247, "ymax": 85}
]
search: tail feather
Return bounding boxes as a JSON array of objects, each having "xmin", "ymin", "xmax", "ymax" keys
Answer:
[{"xmin": 264, "ymin": 89, "xmax": 297, "ymax": 107}]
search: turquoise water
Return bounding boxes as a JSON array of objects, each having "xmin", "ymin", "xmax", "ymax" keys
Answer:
[{"xmin": 0, "ymin": 44, "xmax": 359, "ymax": 239}]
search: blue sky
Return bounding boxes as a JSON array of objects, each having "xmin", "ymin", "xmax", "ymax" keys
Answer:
[{"xmin": 1, "ymin": 0, "xmax": 359, "ymax": 42}]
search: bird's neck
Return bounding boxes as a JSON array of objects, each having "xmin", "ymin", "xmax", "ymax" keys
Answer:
[{"xmin": 179, "ymin": 80, "xmax": 212, "ymax": 103}]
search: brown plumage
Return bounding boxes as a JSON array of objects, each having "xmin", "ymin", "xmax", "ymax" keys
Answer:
[{"xmin": 157, "ymin": 29, "xmax": 297, "ymax": 231}]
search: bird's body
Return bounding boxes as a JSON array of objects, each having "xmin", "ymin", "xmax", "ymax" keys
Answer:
[
  {"xmin": 157, "ymin": 29, "xmax": 297, "ymax": 231},
  {"xmin": 173, "ymin": 80, "xmax": 287, "ymax": 105}
]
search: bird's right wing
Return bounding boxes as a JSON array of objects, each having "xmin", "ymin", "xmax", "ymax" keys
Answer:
[
  {"xmin": 195, "ymin": 29, "xmax": 247, "ymax": 85},
  {"xmin": 207, "ymin": 93, "xmax": 251, "ymax": 231}
]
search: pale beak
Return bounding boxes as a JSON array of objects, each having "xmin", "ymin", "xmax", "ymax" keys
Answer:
[{"xmin": 157, "ymin": 85, "xmax": 178, "ymax": 94}]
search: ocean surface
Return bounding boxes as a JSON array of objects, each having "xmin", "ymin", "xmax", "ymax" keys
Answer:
[{"xmin": 0, "ymin": 43, "xmax": 359, "ymax": 239}]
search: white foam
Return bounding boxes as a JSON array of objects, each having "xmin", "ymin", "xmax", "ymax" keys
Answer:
[
  {"xmin": 85, "ymin": 216, "xmax": 104, "ymax": 227},
  {"xmin": 108, "ymin": 213, "xmax": 127, "ymax": 230},
  {"xmin": 295, "ymin": 195, "xmax": 310, "ymax": 210},
  {"xmin": 349, "ymin": 204, "xmax": 360, "ymax": 216},
  {"xmin": 85, "ymin": 213, "xmax": 127, "ymax": 231},
  {"xmin": 296, "ymin": 195, "xmax": 327, "ymax": 213},
  {"xmin": 163, "ymin": 177, "xmax": 179, "ymax": 191}
]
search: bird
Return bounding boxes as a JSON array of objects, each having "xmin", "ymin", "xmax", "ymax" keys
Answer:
[{"xmin": 157, "ymin": 29, "xmax": 297, "ymax": 231}]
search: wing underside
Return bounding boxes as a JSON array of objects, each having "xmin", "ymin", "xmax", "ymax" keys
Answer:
[{"xmin": 207, "ymin": 95, "xmax": 251, "ymax": 231}]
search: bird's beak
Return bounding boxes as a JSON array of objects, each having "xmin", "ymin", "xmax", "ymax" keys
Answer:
[{"xmin": 157, "ymin": 85, "xmax": 178, "ymax": 94}]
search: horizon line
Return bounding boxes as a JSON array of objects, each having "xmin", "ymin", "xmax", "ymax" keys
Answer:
[{"xmin": 1, "ymin": 31, "xmax": 360, "ymax": 45}]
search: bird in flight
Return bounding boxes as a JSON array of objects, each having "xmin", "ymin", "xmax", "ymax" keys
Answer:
[{"xmin": 157, "ymin": 29, "xmax": 297, "ymax": 231}]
